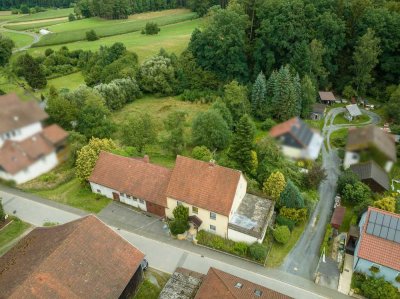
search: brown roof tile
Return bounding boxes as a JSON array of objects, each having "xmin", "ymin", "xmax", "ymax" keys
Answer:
[
  {"xmin": 269, "ymin": 117, "xmax": 299, "ymax": 138},
  {"xmin": 346, "ymin": 126, "xmax": 397, "ymax": 162},
  {"xmin": 0, "ymin": 215, "xmax": 144, "ymax": 299},
  {"xmin": 0, "ymin": 133, "xmax": 54, "ymax": 174},
  {"xmin": 0, "ymin": 93, "xmax": 48, "ymax": 134},
  {"xmin": 42, "ymin": 124, "xmax": 69, "ymax": 145},
  {"xmin": 358, "ymin": 207, "xmax": 400, "ymax": 271},
  {"xmin": 89, "ymin": 151, "xmax": 171, "ymax": 207},
  {"xmin": 318, "ymin": 91, "xmax": 336, "ymax": 102},
  {"xmin": 166, "ymin": 156, "xmax": 242, "ymax": 216},
  {"xmin": 195, "ymin": 268, "xmax": 292, "ymax": 299},
  {"xmin": 331, "ymin": 206, "xmax": 346, "ymax": 228}
]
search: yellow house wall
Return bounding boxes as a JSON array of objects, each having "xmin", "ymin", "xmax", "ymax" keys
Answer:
[{"xmin": 166, "ymin": 197, "xmax": 229, "ymax": 238}]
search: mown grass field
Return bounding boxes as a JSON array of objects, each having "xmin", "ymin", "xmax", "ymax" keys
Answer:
[
  {"xmin": 45, "ymin": 72, "xmax": 85, "ymax": 91},
  {"xmin": 333, "ymin": 112, "xmax": 370, "ymax": 125},
  {"xmin": 33, "ymin": 9, "xmax": 197, "ymax": 46},
  {"xmin": 28, "ymin": 19, "xmax": 200, "ymax": 62},
  {"xmin": 7, "ymin": 8, "xmax": 73, "ymax": 23},
  {"xmin": 5, "ymin": 18, "xmax": 68, "ymax": 31},
  {"xmin": 0, "ymin": 31, "xmax": 33, "ymax": 48}
]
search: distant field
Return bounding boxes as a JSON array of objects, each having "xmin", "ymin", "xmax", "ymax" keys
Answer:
[
  {"xmin": 0, "ymin": 12, "xmax": 22, "ymax": 22},
  {"xmin": 0, "ymin": 31, "xmax": 33, "ymax": 48},
  {"xmin": 46, "ymin": 72, "xmax": 85, "ymax": 91},
  {"xmin": 5, "ymin": 18, "xmax": 68, "ymax": 31},
  {"xmin": 33, "ymin": 9, "xmax": 197, "ymax": 47},
  {"xmin": 28, "ymin": 19, "xmax": 200, "ymax": 62},
  {"xmin": 7, "ymin": 8, "xmax": 73, "ymax": 23}
]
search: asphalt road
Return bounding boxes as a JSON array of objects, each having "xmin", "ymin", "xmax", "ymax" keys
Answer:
[
  {"xmin": 280, "ymin": 107, "xmax": 380, "ymax": 281},
  {"xmin": 0, "ymin": 186, "xmax": 349, "ymax": 299}
]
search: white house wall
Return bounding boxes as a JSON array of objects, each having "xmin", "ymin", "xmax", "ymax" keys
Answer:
[
  {"xmin": 0, "ymin": 151, "xmax": 58, "ymax": 184},
  {"xmin": 89, "ymin": 182, "xmax": 147, "ymax": 211},
  {"xmin": 0, "ymin": 122, "xmax": 43, "ymax": 147},
  {"xmin": 227, "ymin": 228, "xmax": 258, "ymax": 244},
  {"xmin": 306, "ymin": 133, "xmax": 323, "ymax": 160},
  {"xmin": 281, "ymin": 145, "xmax": 303, "ymax": 160},
  {"xmin": 229, "ymin": 174, "xmax": 247, "ymax": 220},
  {"xmin": 166, "ymin": 197, "xmax": 229, "ymax": 238},
  {"xmin": 344, "ymin": 151, "xmax": 360, "ymax": 169}
]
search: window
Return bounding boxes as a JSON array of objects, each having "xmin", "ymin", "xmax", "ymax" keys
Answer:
[
  {"xmin": 132, "ymin": 197, "xmax": 137, "ymax": 202},
  {"xmin": 234, "ymin": 282, "xmax": 243, "ymax": 289},
  {"xmin": 120, "ymin": 192, "xmax": 125, "ymax": 197},
  {"xmin": 369, "ymin": 264, "xmax": 380, "ymax": 273},
  {"xmin": 192, "ymin": 206, "xmax": 198, "ymax": 214},
  {"xmin": 210, "ymin": 212, "xmax": 216, "ymax": 220},
  {"xmin": 210, "ymin": 225, "xmax": 216, "ymax": 231},
  {"xmin": 254, "ymin": 290, "xmax": 263, "ymax": 297},
  {"xmin": 97, "ymin": 189, "xmax": 101, "ymax": 194},
  {"xmin": 177, "ymin": 201, "xmax": 182, "ymax": 206},
  {"xmin": 127, "ymin": 195, "xmax": 131, "ymax": 199},
  {"xmin": 139, "ymin": 199, "xmax": 145, "ymax": 204}
]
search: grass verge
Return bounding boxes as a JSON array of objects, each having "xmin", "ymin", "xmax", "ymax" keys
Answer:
[
  {"xmin": 0, "ymin": 218, "xmax": 30, "ymax": 256},
  {"xmin": 265, "ymin": 222, "xmax": 306, "ymax": 267}
]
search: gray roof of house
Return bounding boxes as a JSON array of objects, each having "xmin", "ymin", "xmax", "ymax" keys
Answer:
[
  {"xmin": 346, "ymin": 104, "xmax": 362, "ymax": 117},
  {"xmin": 291, "ymin": 118, "xmax": 314, "ymax": 147},
  {"xmin": 159, "ymin": 268, "xmax": 204, "ymax": 299},
  {"xmin": 312, "ymin": 103, "xmax": 327, "ymax": 114},
  {"xmin": 350, "ymin": 161, "xmax": 390, "ymax": 191},
  {"xmin": 228, "ymin": 193, "xmax": 274, "ymax": 238}
]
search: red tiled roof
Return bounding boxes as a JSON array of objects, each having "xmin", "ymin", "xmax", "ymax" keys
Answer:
[
  {"xmin": 357, "ymin": 207, "xmax": 400, "ymax": 271},
  {"xmin": 331, "ymin": 206, "xmax": 346, "ymax": 229},
  {"xmin": 195, "ymin": 268, "xmax": 292, "ymax": 299},
  {"xmin": 318, "ymin": 91, "xmax": 336, "ymax": 101},
  {"xmin": 89, "ymin": 151, "xmax": 171, "ymax": 207},
  {"xmin": 269, "ymin": 117, "xmax": 299, "ymax": 138},
  {"xmin": 0, "ymin": 93, "xmax": 48, "ymax": 134},
  {"xmin": 166, "ymin": 156, "xmax": 242, "ymax": 216},
  {"xmin": 0, "ymin": 215, "xmax": 145, "ymax": 299},
  {"xmin": 0, "ymin": 133, "xmax": 54, "ymax": 174},
  {"xmin": 42, "ymin": 124, "xmax": 69, "ymax": 145}
]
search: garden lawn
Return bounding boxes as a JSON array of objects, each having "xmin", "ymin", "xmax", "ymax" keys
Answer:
[
  {"xmin": 134, "ymin": 268, "xmax": 170, "ymax": 299},
  {"xmin": 265, "ymin": 222, "xmax": 306, "ymax": 267},
  {"xmin": 32, "ymin": 177, "xmax": 110, "ymax": 213},
  {"xmin": 340, "ymin": 205, "xmax": 355, "ymax": 233},
  {"xmin": 0, "ymin": 218, "xmax": 30, "ymax": 256},
  {"xmin": 33, "ymin": 9, "xmax": 197, "ymax": 46},
  {"xmin": 0, "ymin": 31, "xmax": 33, "ymax": 48},
  {"xmin": 28, "ymin": 19, "xmax": 200, "ymax": 62},
  {"xmin": 7, "ymin": 8, "xmax": 74, "ymax": 23},
  {"xmin": 330, "ymin": 128, "xmax": 348, "ymax": 148},
  {"xmin": 333, "ymin": 112, "xmax": 370, "ymax": 125}
]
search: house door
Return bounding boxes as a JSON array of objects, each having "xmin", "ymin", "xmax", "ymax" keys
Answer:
[
  {"xmin": 112, "ymin": 192, "xmax": 120, "ymax": 201},
  {"xmin": 146, "ymin": 202, "xmax": 165, "ymax": 217}
]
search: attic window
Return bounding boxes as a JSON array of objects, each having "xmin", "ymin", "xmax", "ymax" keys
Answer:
[
  {"xmin": 254, "ymin": 289, "xmax": 263, "ymax": 297},
  {"xmin": 234, "ymin": 282, "xmax": 243, "ymax": 289}
]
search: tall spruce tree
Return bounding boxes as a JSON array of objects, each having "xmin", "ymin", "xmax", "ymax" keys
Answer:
[
  {"xmin": 251, "ymin": 72, "xmax": 267, "ymax": 120},
  {"xmin": 300, "ymin": 75, "xmax": 316, "ymax": 118},
  {"xmin": 228, "ymin": 114, "xmax": 256, "ymax": 173}
]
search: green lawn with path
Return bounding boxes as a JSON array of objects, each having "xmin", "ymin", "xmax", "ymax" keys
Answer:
[
  {"xmin": 333, "ymin": 112, "xmax": 370, "ymax": 125},
  {"xmin": 28, "ymin": 19, "xmax": 200, "ymax": 62},
  {"xmin": 0, "ymin": 218, "xmax": 30, "ymax": 256},
  {"xmin": 0, "ymin": 31, "xmax": 33, "ymax": 48},
  {"xmin": 33, "ymin": 9, "xmax": 197, "ymax": 47}
]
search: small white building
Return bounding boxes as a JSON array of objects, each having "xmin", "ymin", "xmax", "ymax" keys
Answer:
[
  {"xmin": 345, "ymin": 104, "xmax": 362, "ymax": 121},
  {"xmin": 0, "ymin": 94, "xmax": 68, "ymax": 184},
  {"xmin": 39, "ymin": 29, "xmax": 51, "ymax": 35},
  {"xmin": 269, "ymin": 117, "xmax": 323, "ymax": 161}
]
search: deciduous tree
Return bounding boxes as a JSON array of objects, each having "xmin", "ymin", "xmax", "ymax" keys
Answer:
[
  {"xmin": 373, "ymin": 197, "xmax": 396, "ymax": 212},
  {"xmin": 0, "ymin": 34, "xmax": 14, "ymax": 67},
  {"xmin": 273, "ymin": 225, "xmax": 291, "ymax": 244},
  {"xmin": 163, "ymin": 111, "xmax": 186, "ymax": 155},
  {"xmin": 263, "ymin": 171, "xmax": 286, "ymax": 201},
  {"xmin": 120, "ymin": 114, "xmax": 157, "ymax": 153}
]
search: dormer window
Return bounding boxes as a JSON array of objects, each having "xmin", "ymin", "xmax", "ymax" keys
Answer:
[
  {"xmin": 254, "ymin": 289, "xmax": 263, "ymax": 297},
  {"xmin": 234, "ymin": 282, "xmax": 243, "ymax": 289}
]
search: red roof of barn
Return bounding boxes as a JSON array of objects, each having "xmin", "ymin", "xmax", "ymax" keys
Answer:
[
  {"xmin": 357, "ymin": 207, "xmax": 400, "ymax": 271},
  {"xmin": 42, "ymin": 124, "xmax": 69, "ymax": 145},
  {"xmin": 331, "ymin": 206, "xmax": 346, "ymax": 229},
  {"xmin": 318, "ymin": 91, "xmax": 336, "ymax": 102}
]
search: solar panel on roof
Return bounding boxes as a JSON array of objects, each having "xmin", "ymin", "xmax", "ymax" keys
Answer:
[
  {"xmin": 369, "ymin": 211, "xmax": 377, "ymax": 223},
  {"xmin": 376, "ymin": 213, "xmax": 384, "ymax": 225},
  {"xmin": 383, "ymin": 215, "xmax": 391, "ymax": 227},
  {"xmin": 380, "ymin": 226, "xmax": 388, "ymax": 239},
  {"xmin": 367, "ymin": 223, "xmax": 375, "ymax": 234},
  {"xmin": 387, "ymin": 228, "xmax": 395, "ymax": 241},
  {"xmin": 395, "ymin": 231, "xmax": 400, "ymax": 244},
  {"xmin": 389, "ymin": 217, "xmax": 398, "ymax": 229},
  {"xmin": 397, "ymin": 220, "xmax": 400, "ymax": 230}
]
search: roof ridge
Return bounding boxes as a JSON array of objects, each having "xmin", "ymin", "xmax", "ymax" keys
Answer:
[{"xmin": 210, "ymin": 268, "xmax": 240, "ymax": 299}]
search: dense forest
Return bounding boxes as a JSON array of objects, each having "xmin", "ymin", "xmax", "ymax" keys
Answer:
[{"xmin": 0, "ymin": 0, "xmax": 74, "ymax": 9}]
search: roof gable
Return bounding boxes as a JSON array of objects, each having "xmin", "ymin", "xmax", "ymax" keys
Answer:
[
  {"xmin": 166, "ymin": 156, "xmax": 241, "ymax": 216},
  {"xmin": 0, "ymin": 215, "xmax": 144, "ymax": 299}
]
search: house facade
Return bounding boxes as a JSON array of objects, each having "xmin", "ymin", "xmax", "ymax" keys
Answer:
[
  {"xmin": 310, "ymin": 103, "xmax": 326, "ymax": 120},
  {"xmin": 0, "ymin": 94, "xmax": 68, "ymax": 184},
  {"xmin": 353, "ymin": 207, "xmax": 400, "ymax": 287},
  {"xmin": 269, "ymin": 117, "xmax": 323, "ymax": 161}
]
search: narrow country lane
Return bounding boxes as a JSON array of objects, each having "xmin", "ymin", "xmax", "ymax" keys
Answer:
[
  {"xmin": 0, "ymin": 19, "xmax": 41, "ymax": 52},
  {"xmin": 280, "ymin": 107, "xmax": 380, "ymax": 280}
]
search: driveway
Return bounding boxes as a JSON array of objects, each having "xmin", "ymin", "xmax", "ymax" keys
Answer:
[{"xmin": 280, "ymin": 107, "xmax": 380, "ymax": 281}]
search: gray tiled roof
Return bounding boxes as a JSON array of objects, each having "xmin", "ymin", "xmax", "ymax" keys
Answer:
[{"xmin": 350, "ymin": 161, "xmax": 390, "ymax": 190}]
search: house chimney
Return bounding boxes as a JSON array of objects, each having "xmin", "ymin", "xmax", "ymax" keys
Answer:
[{"xmin": 143, "ymin": 155, "xmax": 149, "ymax": 163}]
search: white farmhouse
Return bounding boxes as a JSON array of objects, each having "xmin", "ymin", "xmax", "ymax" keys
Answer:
[{"xmin": 0, "ymin": 93, "xmax": 68, "ymax": 184}]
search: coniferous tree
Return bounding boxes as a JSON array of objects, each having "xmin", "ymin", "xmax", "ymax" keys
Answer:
[
  {"xmin": 251, "ymin": 71, "xmax": 267, "ymax": 120},
  {"xmin": 279, "ymin": 179, "xmax": 305, "ymax": 209},
  {"xmin": 228, "ymin": 114, "xmax": 256, "ymax": 173},
  {"xmin": 300, "ymin": 75, "xmax": 316, "ymax": 118}
]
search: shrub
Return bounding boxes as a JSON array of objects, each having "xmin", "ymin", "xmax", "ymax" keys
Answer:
[
  {"xmin": 86, "ymin": 30, "xmax": 99, "ymax": 41},
  {"xmin": 68, "ymin": 13, "xmax": 76, "ymax": 21},
  {"xmin": 261, "ymin": 118, "xmax": 277, "ymax": 131},
  {"xmin": 191, "ymin": 146, "xmax": 213, "ymax": 162},
  {"xmin": 279, "ymin": 207, "xmax": 308, "ymax": 224},
  {"xmin": 39, "ymin": 172, "xmax": 57, "ymax": 183},
  {"xmin": 233, "ymin": 242, "xmax": 248, "ymax": 256},
  {"xmin": 143, "ymin": 22, "xmax": 160, "ymax": 35},
  {"xmin": 173, "ymin": 205, "xmax": 189, "ymax": 223},
  {"xmin": 373, "ymin": 197, "xmax": 396, "ymax": 212},
  {"xmin": 273, "ymin": 226, "xmax": 291, "ymax": 244},
  {"xmin": 169, "ymin": 219, "xmax": 188, "ymax": 235},
  {"xmin": 276, "ymin": 215, "xmax": 295, "ymax": 231},
  {"xmin": 44, "ymin": 48, "xmax": 54, "ymax": 57},
  {"xmin": 248, "ymin": 243, "xmax": 267, "ymax": 262},
  {"xmin": 357, "ymin": 274, "xmax": 399, "ymax": 299},
  {"xmin": 337, "ymin": 169, "xmax": 360, "ymax": 196},
  {"xmin": 0, "ymin": 200, "xmax": 5, "ymax": 222},
  {"xmin": 279, "ymin": 180, "xmax": 305, "ymax": 209},
  {"xmin": 342, "ymin": 182, "xmax": 371, "ymax": 205}
]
